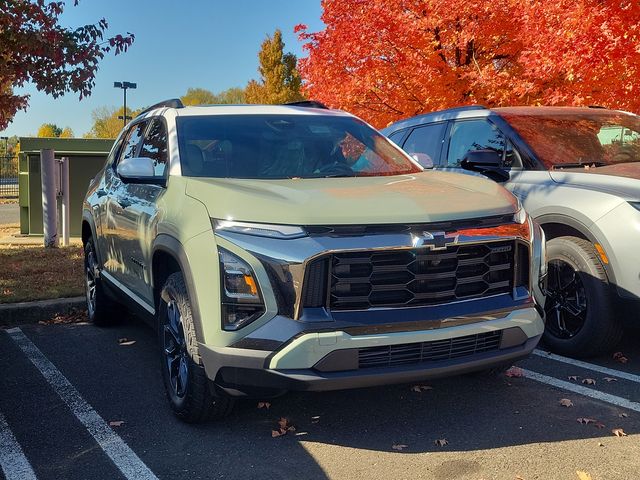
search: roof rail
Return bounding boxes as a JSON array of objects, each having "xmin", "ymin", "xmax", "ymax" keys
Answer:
[
  {"xmin": 284, "ymin": 100, "xmax": 329, "ymax": 109},
  {"xmin": 438, "ymin": 105, "xmax": 487, "ymax": 114},
  {"xmin": 136, "ymin": 98, "xmax": 184, "ymax": 117},
  {"xmin": 588, "ymin": 105, "xmax": 606, "ymax": 109}
]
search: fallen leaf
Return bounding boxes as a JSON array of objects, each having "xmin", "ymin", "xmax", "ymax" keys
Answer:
[
  {"xmin": 613, "ymin": 352, "xmax": 629, "ymax": 364},
  {"xmin": 505, "ymin": 366, "xmax": 524, "ymax": 378},
  {"xmin": 612, "ymin": 428, "xmax": 627, "ymax": 437},
  {"xmin": 515, "ymin": 476, "xmax": 525, "ymax": 480},
  {"xmin": 594, "ymin": 422, "xmax": 606, "ymax": 429},
  {"xmin": 311, "ymin": 416, "xmax": 320, "ymax": 424},
  {"xmin": 109, "ymin": 420, "xmax": 125, "ymax": 427},
  {"xmin": 619, "ymin": 413, "xmax": 629, "ymax": 418},
  {"xmin": 568, "ymin": 375, "xmax": 579, "ymax": 381},
  {"xmin": 271, "ymin": 417, "xmax": 296, "ymax": 437},
  {"xmin": 257, "ymin": 402, "xmax": 271, "ymax": 409},
  {"xmin": 603, "ymin": 377, "xmax": 618, "ymax": 383},
  {"xmin": 559, "ymin": 398, "xmax": 574, "ymax": 407},
  {"xmin": 434, "ymin": 438, "xmax": 449, "ymax": 447},
  {"xmin": 294, "ymin": 432, "xmax": 309, "ymax": 436},
  {"xmin": 582, "ymin": 378, "xmax": 596, "ymax": 385},
  {"xmin": 411, "ymin": 385, "xmax": 433, "ymax": 392},
  {"xmin": 576, "ymin": 471, "xmax": 593, "ymax": 480},
  {"xmin": 392, "ymin": 444, "xmax": 408, "ymax": 451},
  {"xmin": 577, "ymin": 417, "xmax": 597, "ymax": 425},
  {"xmin": 119, "ymin": 340, "xmax": 136, "ymax": 346}
]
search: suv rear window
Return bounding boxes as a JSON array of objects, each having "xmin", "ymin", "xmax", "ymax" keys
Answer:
[{"xmin": 176, "ymin": 114, "xmax": 422, "ymax": 179}]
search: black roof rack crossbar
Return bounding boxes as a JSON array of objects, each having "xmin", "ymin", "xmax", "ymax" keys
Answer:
[
  {"xmin": 136, "ymin": 98, "xmax": 184, "ymax": 117},
  {"xmin": 284, "ymin": 100, "xmax": 329, "ymax": 109}
]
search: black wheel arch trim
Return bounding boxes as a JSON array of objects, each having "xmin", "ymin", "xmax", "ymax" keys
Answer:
[
  {"xmin": 81, "ymin": 211, "xmax": 103, "ymax": 266},
  {"xmin": 151, "ymin": 234, "xmax": 205, "ymax": 344},
  {"xmin": 535, "ymin": 213, "xmax": 617, "ymax": 286}
]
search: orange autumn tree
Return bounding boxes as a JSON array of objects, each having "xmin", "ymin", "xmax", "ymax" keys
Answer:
[{"xmin": 297, "ymin": 0, "xmax": 640, "ymax": 128}]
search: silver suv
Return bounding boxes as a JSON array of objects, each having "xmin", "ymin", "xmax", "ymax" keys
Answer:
[{"xmin": 384, "ymin": 106, "xmax": 640, "ymax": 357}]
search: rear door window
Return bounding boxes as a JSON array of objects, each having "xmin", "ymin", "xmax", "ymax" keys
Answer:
[{"xmin": 403, "ymin": 123, "xmax": 447, "ymax": 167}]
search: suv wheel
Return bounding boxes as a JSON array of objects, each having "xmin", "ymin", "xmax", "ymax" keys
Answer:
[
  {"xmin": 158, "ymin": 272, "xmax": 234, "ymax": 422},
  {"xmin": 542, "ymin": 236, "xmax": 623, "ymax": 357},
  {"xmin": 84, "ymin": 239, "xmax": 120, "ymax": 326}
]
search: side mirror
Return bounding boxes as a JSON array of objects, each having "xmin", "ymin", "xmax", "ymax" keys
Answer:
[
  {"xmin": 460, "ymin": 150, "xmax": 509, "ymax": 182},
  {"xmin": 117, "ymin": 157, "xmax": 164, "ymax": 185},
  {"xmin": 410, "ymin": 152, "xmax": 434, "ymax": 169}
]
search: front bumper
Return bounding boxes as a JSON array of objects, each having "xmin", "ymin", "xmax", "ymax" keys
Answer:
[{"xmin": 199, "ymin": 306, "xmax": 543, "ymax": 394}]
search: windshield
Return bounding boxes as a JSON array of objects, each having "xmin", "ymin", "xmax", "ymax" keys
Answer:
[
  {"xmin": 499, "ymin": 110, "xmax": 640, "ymax": 169},
  {"xmin": 176, "ymin": 114, "xmax": 422, "ymax": 179}
]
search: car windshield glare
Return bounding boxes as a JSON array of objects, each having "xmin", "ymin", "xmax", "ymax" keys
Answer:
[
  {"xmin": 500, "ymin": 111, "xmax": 640, "ymax": 169},
  {"xmin": 176, "ymin": 114, "xmax": 422, "ymax": 179}
]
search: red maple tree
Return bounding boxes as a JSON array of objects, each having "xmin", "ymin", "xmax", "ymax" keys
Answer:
[
  {"xmin": 0, "ymin": 1, "xmax": 135, "ymax": 130},
  {"xmin": 297, "ymin": 0, "xmax": 640, "ymax": 128}
]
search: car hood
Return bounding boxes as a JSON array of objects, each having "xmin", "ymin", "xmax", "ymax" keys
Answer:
[
  {"xmin": 549, "ymin": 163, "xmax": 640, "ymax": 199},
  {"xmin": 185, "ymin": 172, "xmax": 517, "ymax": 225}
]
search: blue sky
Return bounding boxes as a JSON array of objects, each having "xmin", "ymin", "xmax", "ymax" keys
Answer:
[{"xmin": 1, "ymin": 0, "xmax": 324, "ymax": 137}]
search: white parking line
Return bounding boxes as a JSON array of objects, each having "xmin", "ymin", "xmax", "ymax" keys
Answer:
[
  {"xmin": 6, "ymin": 327, "xmax": 158, "ymax": 480},
  {"xmin": 522, "ymin": 368, "xmax": 640, "ymax": 413},
  {"xmin": 533, "ymin": 349, "xmax": 640, "ymax": 384},
  {"xmin": 0, "ymin": 412, "xmax": 37, "ymax": 480}
]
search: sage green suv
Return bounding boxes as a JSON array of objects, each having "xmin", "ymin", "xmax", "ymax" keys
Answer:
[{"xmin": 82, "ymin": 100, "xmax": 546, "ymax": 422}]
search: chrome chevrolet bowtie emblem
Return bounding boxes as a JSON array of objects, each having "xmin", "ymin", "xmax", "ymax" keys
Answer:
[{"xmin": 412, "ymin": 231, "xmax": 459, "ymax": 250}]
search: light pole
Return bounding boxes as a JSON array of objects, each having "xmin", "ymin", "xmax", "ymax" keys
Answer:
[{"xmin": 113, "ymin": 81, "xmax": 137, "ymax": 128}]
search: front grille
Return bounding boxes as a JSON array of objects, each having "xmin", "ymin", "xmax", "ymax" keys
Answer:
[
  {"xmin": 329, "ymin": 241, "xmax": 515, "ymax": 310},
  {"xmin": 358, "ymin": 331, "xmax": 502, "ymax": 369}
]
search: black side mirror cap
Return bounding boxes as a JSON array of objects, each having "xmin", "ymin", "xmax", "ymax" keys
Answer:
[{"xmin": 461, "ymin": 150, "xmax": 510, "ymax": 182}]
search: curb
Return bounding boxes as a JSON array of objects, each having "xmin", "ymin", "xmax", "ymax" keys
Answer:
[{"xmin": 0, "ymin": 296, "xmax": 86, "ymax": 327}]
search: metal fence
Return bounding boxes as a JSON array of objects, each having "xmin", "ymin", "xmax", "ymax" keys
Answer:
[{"xmin": 0, "ymin": 155, "xmax": 18, "ymax": 197}]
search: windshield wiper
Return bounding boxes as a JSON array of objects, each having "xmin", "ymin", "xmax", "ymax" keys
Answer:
[{"xmin": 552, "ymin": 161, "xmax": 607, "ymax": 170}]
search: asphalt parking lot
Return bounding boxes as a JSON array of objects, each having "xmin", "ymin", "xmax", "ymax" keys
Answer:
[{"xmin": 1, "ymin": 317, "xmax": 640, "ymax": 480}]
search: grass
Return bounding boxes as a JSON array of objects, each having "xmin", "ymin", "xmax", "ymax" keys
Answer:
[
  {"xmin": 0, "ymin": 244, "xmax": 84, "ymax": 303},
  {"xmin": 0, "ymin": 222, "xmax": 19, "ymax": 238}
]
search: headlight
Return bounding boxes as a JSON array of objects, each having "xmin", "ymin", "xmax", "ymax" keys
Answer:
[
  {"xmin": 629, "ymin": 202, "xmax": 640, "ymax": 212},
  {"xmin": 219, "ymin": 248, "xmax": 265, "ymax": 330},
  {"xmin": 214, "ymin": 219, "xmax": 307, "ymax": 239}
]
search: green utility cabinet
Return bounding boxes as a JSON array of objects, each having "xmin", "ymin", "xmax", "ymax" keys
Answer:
[{"xmin": 18, "ymin": 137, "xmax": 114, "ymax": 237}]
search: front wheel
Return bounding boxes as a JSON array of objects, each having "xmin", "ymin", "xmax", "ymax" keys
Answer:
[
  {"xmin": 84, "ymin": 239, "xmax": 120, "ymax": 326},
  {"xmin": 158, "ymin": 272, "xmax": 234, "ymax": 422},
  {"xmin": 542, "ymin": 236, "xmax": 623, "ymax": 358}
]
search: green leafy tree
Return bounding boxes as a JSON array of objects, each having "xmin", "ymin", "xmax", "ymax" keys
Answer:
[
  {"xmin": 37, "ymin": 123, "xmax": 63, "ymax": 138},
  {"xmin": 245, "ymin": 29, "xmax": 304, "ymax": 104},
  {"xmin": 59, "ymin": 127, "xmax": 74, "ymax": 138},
  {"xmin": 213, "ymin": 87, "xmax": 246, "ymax": 104},
  {"xmin": 85, "ymin": 106, "xmax": 140, "ymax": 139},
  {"xmin": 0, "ymin": 1, "xmax": 134, "ymax": 130},
  {"xmin": 181, "ymin": 88, "xmax": 217, "ymax": 106},
  {"xmin": 181, "ymin": 87, "xmax": 246, "ymax": 106}
]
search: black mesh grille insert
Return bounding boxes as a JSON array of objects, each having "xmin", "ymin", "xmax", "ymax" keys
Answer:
[
  {"xmin": 302, "ymin": 258, "xmax": 329, "ymax": 308},
  {"xmin": 358, "ymin": 331, "xmax": 502, "ymax": 369},
  {"xmin": 330, "ymin": 241, "xmax": 515, "ymax": 310}
]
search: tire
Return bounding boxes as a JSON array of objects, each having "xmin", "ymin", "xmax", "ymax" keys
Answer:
[
  {"xmin": 158, "ymin": 272, "xmax": 234, "ymax": 422},
  {"xmin": 542, "ymin": 236, "xmax": 623, "ymax": 358},
  {"xmin": 84, "ymin": 239, "xmax": 120, "ymax": 327}
]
